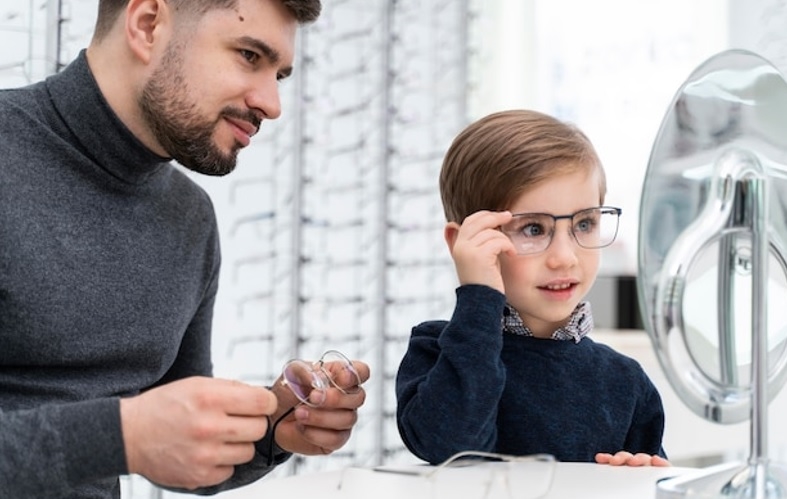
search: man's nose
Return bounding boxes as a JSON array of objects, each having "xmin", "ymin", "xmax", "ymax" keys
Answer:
[{"xmin": 247, "ymin": 74, "xmax": 282, "ymax": 120}]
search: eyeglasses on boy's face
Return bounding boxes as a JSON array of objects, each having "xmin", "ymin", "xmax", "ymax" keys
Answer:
[{"xmin": 499, "ymin": 206, "xmax": 622, "ymax": 255}]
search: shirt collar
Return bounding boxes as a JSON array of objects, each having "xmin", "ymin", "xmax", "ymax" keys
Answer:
[{"xmin": 502, "ymin": 301, "xmax": 594, "ymax": 343}]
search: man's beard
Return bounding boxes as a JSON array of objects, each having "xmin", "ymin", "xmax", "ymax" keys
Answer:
[{"xmin": 138, "ymin": 43, "xmax": 256, "ymax": 176}]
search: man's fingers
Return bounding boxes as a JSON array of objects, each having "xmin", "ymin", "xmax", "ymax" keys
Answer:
[
  {"xmin": 326, "ymin": 360, "xmax": 370, "ymax": 389},
  {"xmin": 202, "ymin": 379, "xmax": 277, "ymax": 417},
  {"xmin": 217, "ymin": 414, "xmax": 270, "ymax": 443},
  {"xmin": 212, "ymin": 442, "xmax": 258, "ymax": 466},
  {"xmin": 316, "ymin": 384, "xmax": 367, "ymax": 410},
  {"xmin": 295, "ymin": 404, "xmax": 359, "ymax": 431},
  {"xmin": 277, "ymin": 417, "xmax": 353, "ymax": 454}
]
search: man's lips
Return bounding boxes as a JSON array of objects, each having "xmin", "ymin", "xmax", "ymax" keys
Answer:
[{"xmin": 225, "ymin": 116, "xmax": 259, "ymax": 145}]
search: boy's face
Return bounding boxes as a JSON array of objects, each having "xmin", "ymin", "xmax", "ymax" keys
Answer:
[
  {"xmin": 139, "ymin": 0, "xmax": 297, "ymax": 175},
  {"xmin": 499, "ymin": 166, "xmax": 603, "ymax": 338}
]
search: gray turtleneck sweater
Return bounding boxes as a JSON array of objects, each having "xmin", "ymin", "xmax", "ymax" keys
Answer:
[{"xmin": 0, "ymin": 51, "xmax": 282, "ymax": 498}]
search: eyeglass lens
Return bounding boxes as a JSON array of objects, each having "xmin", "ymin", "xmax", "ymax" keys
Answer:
[
  {"xmin": 282, "ymin": 350, "xmax": 361, "ymax": 407},
  {"xmin": 501, "ymin": 207, "xmax": 620, "ymax": 255}
]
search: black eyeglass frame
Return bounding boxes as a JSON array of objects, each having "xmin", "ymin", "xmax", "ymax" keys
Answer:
[{"xmin": 500, "ymin": 206, "xmax": 622, "ymax": 255}]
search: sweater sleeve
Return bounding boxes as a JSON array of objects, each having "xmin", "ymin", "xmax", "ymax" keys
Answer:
[
  {"xmin": 396, "ymin": 285, "xmax": 508, "ymax": 464},
  {"xmin": 624, "ymin": 372, "xmax": 668, "ymax": 459},
  {"xmin": 0, "ymin": 398, "xmax": 126, "ymax": 498}
]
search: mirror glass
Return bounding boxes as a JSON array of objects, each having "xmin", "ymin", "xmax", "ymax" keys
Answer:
[
  {"xmin": 682, "ymin": 237, "xmax": 787, "ymax": 388},
  {"xmin": 638, "ymin": 49, "xmax": 787, "ymax": 422}
]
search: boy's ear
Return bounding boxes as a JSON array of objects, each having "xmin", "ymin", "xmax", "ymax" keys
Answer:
[
  {"xmin": 444, "ymin": 222, "xmax": 461, "ymax": 253},
  {"xmin": 125, "ymin": 0, "xmax": 171, "ymax": 64}
]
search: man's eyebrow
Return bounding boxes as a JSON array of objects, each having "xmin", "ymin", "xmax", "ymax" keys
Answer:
[{"xmin": 238, "ymin": 36, "xmax": 293, "ymax": 77}]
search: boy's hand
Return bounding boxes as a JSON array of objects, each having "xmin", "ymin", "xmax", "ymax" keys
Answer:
[
  {"xmin": 445, "ymin": 210, "xmax": 516, "ymax": 294},
  {"xmin": 595, "ymin": 451, "xmax": 671, "ymax": 467}
]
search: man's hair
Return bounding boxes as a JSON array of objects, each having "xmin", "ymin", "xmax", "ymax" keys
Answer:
[
  {"xmin": 94, "ymin": 0, "xmax": 321, "ymax": 40},
  {"xmin": 439, "ymin": 109, "xmax": 606, "ymax": 223}
]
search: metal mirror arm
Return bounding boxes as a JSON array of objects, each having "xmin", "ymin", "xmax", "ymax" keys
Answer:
[
  {"xmin": 718, "ymin": 214, "xmax": 738, "ymax": 387},
  {"xmin": 654, "ymin": 150, "xmax": 754, "ymax": 424},
  {"xmin": 747, "ymin": 171, "xmax": 769, "ymax": 485},
  {"xmin": 712, "ymin": 163, "xmax": 775, "ymax": 498}
]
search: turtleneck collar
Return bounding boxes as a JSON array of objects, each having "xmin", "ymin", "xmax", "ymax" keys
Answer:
[{"xmin": 45, "ymin": 49, "xmax": 171, "ymax": 185}]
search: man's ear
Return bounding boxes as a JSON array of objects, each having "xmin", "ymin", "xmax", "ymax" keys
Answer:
[
  {"xmin": 125, "ymin": 0, "xmax": 170, "ymax": 64},
  {"xmin": 444, "ymin": 221, "xmax": 461, "ymax": 254}
]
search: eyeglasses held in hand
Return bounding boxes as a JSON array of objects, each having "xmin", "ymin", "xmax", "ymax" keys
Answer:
[
  {"xmin": 280, "ymin": 350, "xmax": 362, "ymax": 407},
  {"xmin": 347, "ymin": 450, "xmax": 556, "ymax": 499},
  {"xmin": 500, "ymin": 206, "xmax": 622, "ymax": 255}
]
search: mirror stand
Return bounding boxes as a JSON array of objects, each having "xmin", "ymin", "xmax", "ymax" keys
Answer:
[
  {"xmin": 655, "ymin": 169, "xmax": 787, "ymax": 498},
  {"xmin": 638, "ymin": 49, "xmax": 787, "ymax": 499}
]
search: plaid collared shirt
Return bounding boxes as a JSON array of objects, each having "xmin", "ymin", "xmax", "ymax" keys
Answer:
[{"xmin": 502, "ymin": 301, "xmax": 593, "ymax": 343}]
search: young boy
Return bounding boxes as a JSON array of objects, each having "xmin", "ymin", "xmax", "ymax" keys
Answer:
[{"xmin": 395, "ymin": 109, "xmax": 668, "ymax": 467}]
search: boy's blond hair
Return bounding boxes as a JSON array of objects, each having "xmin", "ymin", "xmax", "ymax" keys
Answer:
[{"xmin": 439, "ymin": 109, "xmax": 606, "ymax": 223}]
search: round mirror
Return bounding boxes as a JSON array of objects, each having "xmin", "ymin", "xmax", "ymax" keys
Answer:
[{"xmin": 638, "ymin": 49, "xmax": 787, "ymax": 424}]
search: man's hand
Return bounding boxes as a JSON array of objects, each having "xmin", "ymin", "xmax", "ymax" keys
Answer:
[
  {"xmin": 270, "ymin": 359, "xmax": 370, "ymax": 456},
  {"xmin": 445, "ymin": 210, "xmax": 516, "ymax": 294},
  {"xmin": 120, "ymin": 377, "xmax": 277, "ymax": 490},
  {"xmin": 595, "ymin": 451, "xmax": 671, "ymax": 467}
]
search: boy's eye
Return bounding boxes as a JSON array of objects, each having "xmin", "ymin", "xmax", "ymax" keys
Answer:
[
  {"xmin": 522, "ymin": 222, "xmax": 547, "ymax": 237},
  {"xmin": 574, "ymin": 216, "xmax": 598, "ymax": 234}
]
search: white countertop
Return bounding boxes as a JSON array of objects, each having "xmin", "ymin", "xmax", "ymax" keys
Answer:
[
  {"xmin": 206, "ymin": 461, "xmax": 699, "ymax": 499},
  {"xmin": 161, "ymin": 328, "xmax": 787, "ymax": 499}
]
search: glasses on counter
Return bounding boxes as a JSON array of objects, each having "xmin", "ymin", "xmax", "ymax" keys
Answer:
[{"xmin": 339, "ymin": 450, "xmax": 556, "ymax": 499}]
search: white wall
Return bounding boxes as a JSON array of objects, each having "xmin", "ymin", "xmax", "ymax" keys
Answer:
[{"xmin": 473, "ymin": 0, "xmax": 730, "ymax": 276}]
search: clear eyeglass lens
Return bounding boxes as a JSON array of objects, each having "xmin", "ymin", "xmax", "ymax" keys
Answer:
[
  {"xmin": 282, "ymin": 359, "xmax": 328, "ymax": 407},
  {"xmin": 572, "ymin": 207, "xmax": 619, "ymax": 249},
  {"xmin": 281, "ymin": 350, "xmax": 360, "ymax": 407},
  {"xmin": 320, "ymin": 350, "xmax": 362, "ymax": 394}
]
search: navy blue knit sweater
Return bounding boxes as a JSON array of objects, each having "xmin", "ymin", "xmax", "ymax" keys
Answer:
[
  {"xmin": 0, "ymin": 51, "xmax": 283, "ymax": 498},
  {"xmin": 396, "ymin": 285, "xmax": 666, "ymax": 464}
]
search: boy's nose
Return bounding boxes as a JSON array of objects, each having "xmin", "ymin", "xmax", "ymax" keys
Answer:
[{"xmin": 545, "ymin": 228, "xmax": 579, "ymax": 268}]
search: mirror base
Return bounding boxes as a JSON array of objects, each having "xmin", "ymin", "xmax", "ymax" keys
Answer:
[{"xmin": 657, "ymin": 461, "xmax": 787, "ymax": 498}]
